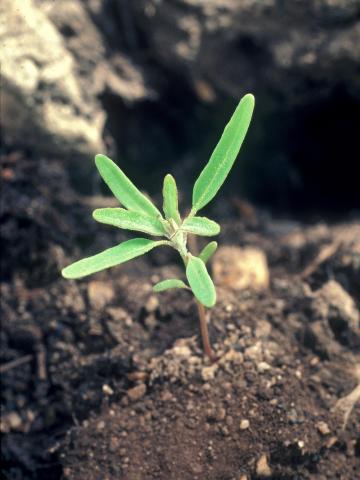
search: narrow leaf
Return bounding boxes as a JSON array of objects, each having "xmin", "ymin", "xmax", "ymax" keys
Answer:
[
  {"xmin": 162, "ymin": 174, "xmax": 181, "ymax": 224},
  {"xmin": 95, "ymin": 154, "xmax": 161, "ymax": 217},
  {"xmin": 93, "ymin": 208, "xmax": 166, "ymax": 237},
  {"xmin": 192, "ymin": 93, "xmax": 255, "ymax": 212},
  {"xmin": 181, "ymin": 216, "xmax": 220, "ymax": 236},
  {"xmin": 199, "ymin": 241, "xmax": 218, "ymax": 263},
  {"xmin": 62, "ymin": 238, "xmax": 165, "ymax": 279},
  {"xmin": 186, "ymin": 255, "xmax": 216, "ymax": 308},
  {"xmin": 153, "ymin": 279, "xmax": 188, "ymax": 292}
]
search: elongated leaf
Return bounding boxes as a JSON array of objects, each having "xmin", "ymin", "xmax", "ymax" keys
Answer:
[
  {"xmin": 181, "ymin": 216, "xmax": 220, "ymax": 236},
  {"xmin": 192, "ymin": 94, "xmax": 255, "ymax": 212},
  {"xmin": 153, "ymin": 279, "xmax": 188, "ymax": 292},
  {"xmin": 95, "ymin": 154, "xmax": 161, "ymax": 217},
  {"xmin": 186, "ymin": 255, "xmax": 216, "ymax": 308},
  {"xmin": 62, "ymin": 238, "xmax": 165, "ymax": 279},
  {"xmin": 199, "ymin": 241, "xmax": 218, "ymax": 263},
  {"xmin": 163, "ymin": 174, "xmax": 181, "ymax": 224},
  {"xmin": 93, "ymin": 208, "xmax": 166, "ymax": 237}
]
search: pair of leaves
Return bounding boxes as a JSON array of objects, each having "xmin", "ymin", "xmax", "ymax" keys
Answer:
[
  {"xmin": 153, "ymin": 256, "xmax": 216, "ymax": 308},
  {"xmin": 153, "ymin": 243, "xmax": 218, "ymax": 307}
]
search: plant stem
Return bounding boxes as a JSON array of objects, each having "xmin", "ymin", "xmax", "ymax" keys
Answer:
[{"xmin": 195, "ymin": 300, "xmax": 217, "ymax": 362}]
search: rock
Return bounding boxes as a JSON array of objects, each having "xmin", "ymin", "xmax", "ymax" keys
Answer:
[
  {"xmin": 239, "ymin": 419, "xmax": 250, "ymax": 430},
  {"xmin": 1, "ymin": 0, "xmax": 105, "ymax": 158},
  {"xmin": 131, "ymin": 1, "xmax": 360, "ymax": 104},
  {"xmin": 256, "ymin": 454, "xmax": 272, "ymax": 477},
  {"xmin": 127, "ymin": 384, "xmax": 147, "ymax": 402},
  {"xmin": 88, "ymin": 281, "xmax": 115, "ymax": 310},
  {"xmin": 213, "ymin": 246, "xmax": 269, "ymax": 291},
  {"xmin": 311, "ymin": 280, "xmax": 359, "ymax": 345},
  {"xmin": 1, "ymin": 0, "xmax": 153, "ymax": 160}
]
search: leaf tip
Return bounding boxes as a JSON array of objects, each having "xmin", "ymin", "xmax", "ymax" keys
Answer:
[{"xmin": 61, "ymin": 266, "xmax": 73, "ymax": 279}]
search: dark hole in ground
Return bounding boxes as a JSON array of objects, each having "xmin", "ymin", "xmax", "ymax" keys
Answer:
[{"xmin": 99, "ymin": 85, "xmax": 359, "ymax": 219}]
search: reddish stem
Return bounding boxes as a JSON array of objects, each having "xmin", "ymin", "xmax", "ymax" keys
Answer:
[{"xmin": 195, "ymin": 300, "xmax": 217, "ymax": 363}]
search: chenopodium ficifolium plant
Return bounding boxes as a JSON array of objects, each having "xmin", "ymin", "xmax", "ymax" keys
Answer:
[{"xmin": 62, "ymin": 93, "xmax": 255, "ymax": 360}]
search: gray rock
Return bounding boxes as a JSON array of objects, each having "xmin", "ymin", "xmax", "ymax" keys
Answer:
[
  {"xmin": 1, "ymin": 0, "xmax": 152, "ymax": 159},
  {"xmin": 312, "ymin": 280, "xmax": 359, "ymax": 344},
  {"xmin": 131, "ymin": 0, "xmax": 360, "ymax": 103}
]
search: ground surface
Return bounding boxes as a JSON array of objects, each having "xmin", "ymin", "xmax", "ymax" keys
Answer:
[{"xmin": 1, "ymin": 151, "xmax": 359, "ymax": 479}]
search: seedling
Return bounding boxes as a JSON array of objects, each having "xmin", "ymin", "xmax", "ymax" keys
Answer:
[{"xmin": 62, "ymin": 94, "xmax": 255, "ymax": 361}]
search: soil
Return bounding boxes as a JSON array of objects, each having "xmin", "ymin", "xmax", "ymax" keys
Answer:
[{"xmin": 1, "ymin": 151, "xmax": 359, "ymax": 480}]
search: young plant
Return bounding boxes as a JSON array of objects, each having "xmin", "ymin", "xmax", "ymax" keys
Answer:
[{"xmin": 62, "ymin": 93, "xmax": 255, "ymax": 361}]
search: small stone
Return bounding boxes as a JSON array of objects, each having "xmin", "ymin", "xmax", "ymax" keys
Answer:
[
  {"xmin": 173, "ymin": 345, "xmax": 192, "ymax": 357},
  {"xmin": 145, "ymin": 295, "xmax": 159, "ymax": 313},
  {"xmin": 97, "ymin": 421, "xmax": 105, "ymax": 430},
  {"xmin": 239, "ymin": 419, "xmax": 250, "ymax": 430},
  {"xmin": 201, "ymin": 364, "xmax": 219, "ymax": 381},
  {"xmin": 255, "ymin": 320, "xmax": 272, "ymax": 338},
  {"xmin": 127, "ymin": 383, "xmax": 147, "ymax": 401},
  {"xmin": 257, "ymin": 361, "xmax": 271, "ymax": 373},
  {"xmin": 256, "ymin": 454, "xmax": 272, "ymax": 477},
  {"xmin": 216, "ymin": 407, "xmax": 226, "ymax": 421},
  {"xmin": 102, "ymin": 384, "xmax": 114, "ymax": 395},
  {"xmin": 298, "ymin": 440, "xmax": 305, "ymax": 449},
  {"xmin": 213, "ymin": 246, "xmax": 269, "ymax": 291},
  {"xmin": 316, "ymin": 421, "xmax": 331, "ymax": 435},
  {"xmin": 88, "ymin": 281, "xmax": 114, "ymax": 310}
]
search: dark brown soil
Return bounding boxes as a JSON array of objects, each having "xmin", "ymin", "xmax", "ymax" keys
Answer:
[{"xmin": 1, "ymin": 151, "xmax": 359, "ymax": 479}]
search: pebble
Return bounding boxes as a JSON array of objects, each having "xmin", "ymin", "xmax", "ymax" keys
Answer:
[
  {"xmin": 201, "ymin": 364, "xmax": 219, "ymax": 381},
  {"xmin": 145, "ymin": 295, "xmax": 159, "ymax": 313},
  {"xmin": 127, "ymin": 383, "xmax": 147, "ymax": 402},
  {"xmin": 316, "ymin": 421, "xmax": 331, "ymax": 435},
  {"xmin": 102, "ymin": 384, "xmax": 114, "ymax": 396},
  {"xmin": 256, "ymin": 454, "xmax": 272, "ymax": 477},
  {"xmin": 216, "ymin": 407, "xmax": 226, "ymax": 421},
  {"xmin": 239, "ymin": 419, "xmax": 250, "ymax": 430},
  {"xmin": 88, "ymin": 281, "xmax": 114, "ymax": 310},
  {"xmin": 257, "ymin": 361, "xmax": 271, "ymax": 373}
]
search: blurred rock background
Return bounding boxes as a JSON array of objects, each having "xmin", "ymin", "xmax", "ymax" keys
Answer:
[{"xmin": 1, "ymin": 0, "xmax": 360, "ymax": 212}]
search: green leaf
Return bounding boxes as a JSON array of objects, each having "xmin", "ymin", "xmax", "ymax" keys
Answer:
[
  {"xmin": 153, "ymin": 279, "xmax": 188, "ymax": 292},
  {"xmin": 95, "ymin": 154, "xmax": 161, "ymax": 217},
  {"xmin": 192, "ymin": 93, "xmax": 255, "ymax": 212},
  {"xmin": 199, "ymin": 241, "xmax": 218, "ymax": 263},
  {"xmin": 162, "ymin": 174, "xmax": 181, "ymax": 224},
  {"xmin": 181, "ymin": 216, "xmax": 220, "ymax": 236},
  {"xmin": 186, "ymin": 255, "xmax": 216, "ymax": 308},
  {"xmin": 93, "ymin": 208, "xmax": 166, "ymax": 237},
  {"xmin": 62, "ymin": 238, "xmax": 165, "ymax": 279}
]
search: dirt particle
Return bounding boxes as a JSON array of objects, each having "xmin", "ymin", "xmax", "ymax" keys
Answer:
[
  {"xmin": 127, "ymin": 383, "xmax": 147, "ymax": 402},
  {"xmin": 256, "ymin": 453, "xmax": 272, "ymax": 477},
  {"xmin": 239, "ymin": 419, "xmax": 250, "ymax": 430}
]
